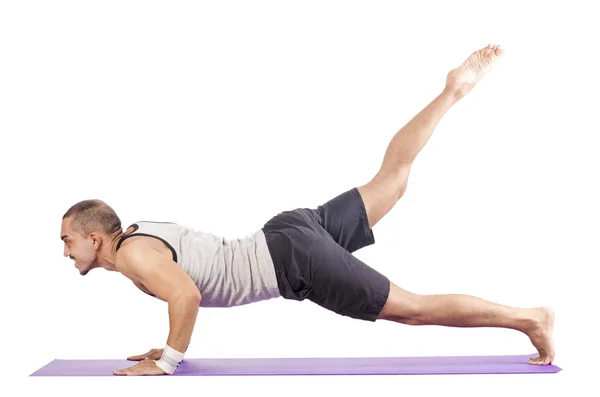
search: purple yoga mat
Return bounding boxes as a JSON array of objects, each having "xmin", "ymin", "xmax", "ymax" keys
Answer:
[{"xmin": 30, "ymin": 353, "xmax": 561, "ymax": 376}]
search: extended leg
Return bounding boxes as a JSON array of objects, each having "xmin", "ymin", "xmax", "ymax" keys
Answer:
[
  {"xmin": 377, "ymin": 281, "xmax": 555, "ymax": 365},
  {"xmin": 358, "ymin": 44, "xmax": 505, "ymax": 229}
]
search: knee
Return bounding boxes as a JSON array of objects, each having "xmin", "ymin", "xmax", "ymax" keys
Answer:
[
  {"xmin": 396, "ymin": 183, "xmax": 408, "ymax": 200},
  {"xmin": 375, "ymin": 167, "xmax": 410, "ymax": 200},
  {"xmin": 393, "ymin": 166, "xmax": 410, "ymax": 199},
  {"xmin": 378, "ymin": 287, "xmax": 425, "ymax": 324},
  {"xmin": 402, "ymin": 294, "xmax": 427, "ymax": 324}
]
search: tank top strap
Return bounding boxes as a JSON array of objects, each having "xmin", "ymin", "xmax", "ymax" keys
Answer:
[{"xmin": 115, "ymin": 221, "xmax": 179, "ymax": 263}]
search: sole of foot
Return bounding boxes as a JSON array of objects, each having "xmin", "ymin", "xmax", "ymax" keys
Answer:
[{"xmin": 445, "ymin": 44, "xmax": 505, "ymax": 99}]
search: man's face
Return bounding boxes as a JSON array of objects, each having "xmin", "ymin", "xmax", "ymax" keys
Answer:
[{"xmin": 60, "ymin": 218, "xmax": 97, "ymax": 275}]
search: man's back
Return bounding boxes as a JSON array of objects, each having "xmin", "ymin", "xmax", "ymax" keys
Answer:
[{"xmin": 115, "ymin": 221, "xmax": 281, "ymax": 307}]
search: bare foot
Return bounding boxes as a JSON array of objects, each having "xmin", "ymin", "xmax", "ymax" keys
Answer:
[
  {"xmin": 526, "ymin": 307, "xmax": 555, "ymax": 365},
  {"xmin": 445, "ymin": 44, "xmax": 505, "ymax": 99}
]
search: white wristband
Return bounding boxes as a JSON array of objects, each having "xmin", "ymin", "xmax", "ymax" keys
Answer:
[{"xmin": 155, "ymin": 344, "xmax": 185, "ymax": 374}]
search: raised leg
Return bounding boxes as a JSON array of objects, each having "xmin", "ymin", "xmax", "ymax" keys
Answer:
[
  {"xmin": 358, "ymin": 44, "xmax": 505, "ymax": 229},
  {"xmin": 377, "ymin": 281, "xmax": 555, "ymax": 365}
]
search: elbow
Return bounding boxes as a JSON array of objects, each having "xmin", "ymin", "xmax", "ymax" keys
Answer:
[
  {"xmin": 172, "ymin": 289, "xmax": 202, "ymax": 305},
  {"xmin": 186, "ymin": 289, "xmax": 202, "ymax": 305},
  {"xmin": 185, "ymin": 290, "xmax": 202, "ymax": 304}
]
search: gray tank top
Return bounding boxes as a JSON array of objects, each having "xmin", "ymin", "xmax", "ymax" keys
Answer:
[{"xmin": 115, "ymin": 221, "xmax": 281, "ymax": 307}]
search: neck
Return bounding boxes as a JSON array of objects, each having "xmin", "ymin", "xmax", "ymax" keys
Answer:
[{"xmin": 97, "ymin": 231, "xmax": 125, "ymax": 272}]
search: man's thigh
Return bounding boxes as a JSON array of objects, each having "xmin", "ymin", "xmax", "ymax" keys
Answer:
[{"xmin": 306, "ymin": 238, "xmax": 391, "ymax": 322}]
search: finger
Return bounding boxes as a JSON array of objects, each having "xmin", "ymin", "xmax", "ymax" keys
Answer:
[
  {"xmin": 115, "ymin": 361, "xmax": 142, "ymax": 375},
  {"xmin": 129, "ymin": 351, "xmax": 154, "ymax": 360}
]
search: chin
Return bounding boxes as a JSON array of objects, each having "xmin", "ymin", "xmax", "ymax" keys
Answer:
[{"xmin": 77, "ymin": 264, "xmax": 90, "ymax": 276}]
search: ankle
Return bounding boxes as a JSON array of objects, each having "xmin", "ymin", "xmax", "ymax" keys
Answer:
[{"xmin": 440, "ymin": 87, "xmax": 463, "ymax": 104}]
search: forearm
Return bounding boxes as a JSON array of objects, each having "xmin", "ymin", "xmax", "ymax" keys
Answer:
[{"xmin": 165, "ymin": 295, "xmax": 200, "ymax": 352}]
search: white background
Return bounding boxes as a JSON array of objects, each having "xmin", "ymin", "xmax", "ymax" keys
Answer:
[{"xmin": 1, "ymin": 0, "xmax": 598, "ymax": 395}]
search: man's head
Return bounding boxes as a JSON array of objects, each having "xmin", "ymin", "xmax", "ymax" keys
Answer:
[{"xmin": 61, "ymin": 199, "xmax": 123, "ymax": 275}]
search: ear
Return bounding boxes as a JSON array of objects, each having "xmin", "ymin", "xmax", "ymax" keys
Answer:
[{"xmin": 89, "ymin": 232, "xmax": 102, "ymax": 250}]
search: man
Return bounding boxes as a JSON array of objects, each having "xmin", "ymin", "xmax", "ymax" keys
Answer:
[{"xmin": 60, "ymin": 44, "xmax": 555, "ymax": 376}]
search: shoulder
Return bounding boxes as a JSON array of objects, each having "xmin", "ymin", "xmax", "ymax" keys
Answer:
[
  {"xmin": 116, "ymin": 230, "xmax": 169, "ymax": 261},
  {"xmin": 116, "ymin": 236, "xmax": 149, "ymax": 260},
  {"xmin": 114, "ymin": 230, "xmax": 202, "ymax": 301},
  {"xmin": 115, "ymin": 236, "xmax": 176, "ymax": 271},
  {"xmin": 114, "ymin": 238, "xmax": 150, "ymax": 275},
  {"xmin": 115, "ymin": 236, "xmax": 170, "ymax": 278}
]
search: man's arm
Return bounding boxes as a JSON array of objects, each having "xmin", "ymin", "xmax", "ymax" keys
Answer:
[{"xmin": 116, "ymin": 242, "xmax": 201, "ymax": 354}]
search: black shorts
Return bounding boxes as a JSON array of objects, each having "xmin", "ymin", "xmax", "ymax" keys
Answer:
[{"xmin": 261, "ymin": 187, "xmax": 390, "ymax": 322}]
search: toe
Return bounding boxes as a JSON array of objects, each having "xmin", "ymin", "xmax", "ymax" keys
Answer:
[
  {"xmin": 530, "ymin": 356, "xmax": 551, "ymax": 365},
  {"xmin": 528, "ymin": 357, "xmax": 542, "ymax": 365}
]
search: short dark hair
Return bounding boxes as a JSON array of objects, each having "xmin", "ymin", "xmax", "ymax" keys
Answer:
[{"xmin": 63, "ymin": 199, "xmax": 122, "ymax": 237}]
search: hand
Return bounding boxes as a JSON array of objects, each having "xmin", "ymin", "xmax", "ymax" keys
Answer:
[
  {"xmin": 127, "ymin": 348, "xmax": 164, "ymax": 361},
  {"xmin": 114, "ymin": 359, "xmax": 166, "ymax": 376}
]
